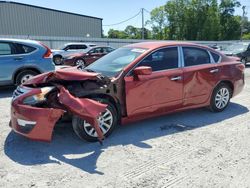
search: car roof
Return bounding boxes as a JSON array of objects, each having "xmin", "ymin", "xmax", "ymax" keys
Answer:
[
  {"xmin": 0, "ymin": 38, "xmax": 39, "ymax": 45},
  {"xmin": 125, "ymin": 41, "xmax": 209, "ymax": 50},
  {"xmin": 64, "ymin": 42, "xmax": 96, "ymax": 46}
]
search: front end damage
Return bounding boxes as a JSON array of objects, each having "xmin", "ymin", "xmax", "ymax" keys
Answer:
[{"xmin": 10, "ymin": 67, "xmax": 111, "ymax": 143}]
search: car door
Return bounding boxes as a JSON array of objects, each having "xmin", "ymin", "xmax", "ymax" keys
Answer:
[
  {"xmin": 0, "ymin": 42, "xmax": 25, "ymax": 84},
  {"xmin": 124, "ymin": 47, "xmax": 183, "ymax": 117},
  {"xmin": 85, "ymin": 47, "xmax": 103, "ymax": 64},
  {"xmin": 181, "ymin": 46, "xmax": 220, "ymax": 107}
]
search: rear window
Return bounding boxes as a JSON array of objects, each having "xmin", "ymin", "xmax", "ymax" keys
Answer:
[
  {"xmin": 14, "ymin": 43, "xmax": 36, "ymax": 54},
  {"xmin": 211, "ymin": 52, "xmax": 220, "ymax": 63}
]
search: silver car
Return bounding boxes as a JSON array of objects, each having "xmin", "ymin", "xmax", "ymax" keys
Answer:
[{"xmin": 52, "ymin": 42, "xmax": 96, "ymax": 65}]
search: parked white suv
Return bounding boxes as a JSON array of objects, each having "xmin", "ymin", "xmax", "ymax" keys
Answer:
[{"xmin": 52, "ymin": 42, "xmax": 96, "ymax": 65}]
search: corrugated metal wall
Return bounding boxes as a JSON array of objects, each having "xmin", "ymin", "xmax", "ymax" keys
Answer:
[{"xmin": 0, "ymin": 1, "xmax": 102, "ymax": 38}]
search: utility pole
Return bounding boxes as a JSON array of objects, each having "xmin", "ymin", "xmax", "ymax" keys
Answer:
[
  {"xmin": 241, "ymin": 6, "xmax": 246, "ymax": 41},
  {"xmin": 141, "ymin": 8, "xmax": 144, "ymax": 40}
]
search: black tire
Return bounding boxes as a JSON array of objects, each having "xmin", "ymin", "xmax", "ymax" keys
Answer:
[
  {"xmin": 16, "ymin": 70, "xmax": 38, "ymax": 85},
  {"xmin": 74, "ymin": 58, "xmax": 85, "ymax": 66},
  {"xmin": 209, "ymin": 83, "xmax": 232, "ymax": 112},
  {"xmin": 53, "ymin": 55, "xmax": 62, "ymax": 65},
  {"xmin": 72, "ymin": 98, "xmax": 118, "ymax": 142}
]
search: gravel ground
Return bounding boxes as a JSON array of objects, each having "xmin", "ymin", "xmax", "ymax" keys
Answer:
[{"xmin": 0, "ymin": 68, "xmax": 250, "ymax": 188}]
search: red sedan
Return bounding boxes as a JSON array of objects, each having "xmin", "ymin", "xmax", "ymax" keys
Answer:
[
  {"xmin": 62, "ymin": 46, "xmax": 115, "ymax": 66},
  {"xmin": 10, "ymin": 42, "xmax": 245, "ymax": 143}
]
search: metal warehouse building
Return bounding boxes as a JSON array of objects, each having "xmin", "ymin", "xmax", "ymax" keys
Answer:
[{"xmin": 0, "ymin": 1, "xmax": 102, "ymax": 38}]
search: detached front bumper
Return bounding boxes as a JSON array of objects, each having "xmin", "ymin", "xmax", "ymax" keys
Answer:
[{"xmin": 10, "ymin": 87, "xmax": 64, "ymax": 142}]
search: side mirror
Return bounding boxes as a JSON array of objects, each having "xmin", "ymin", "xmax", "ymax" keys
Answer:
[{"xmin": 133, "ymin": 66, "xmax": 152, "ymax": 79}]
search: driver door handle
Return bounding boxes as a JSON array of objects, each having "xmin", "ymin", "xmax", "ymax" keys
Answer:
[
  {"xmin": 210, "ymin": 68, "xmax": 219, "ymax": 73},
  {"xmin": 14, "ymin": 57, "xmax": 23, "ymax": 61},
  {"xmin": 170, "ymin": 76, "xmax": 182, "ymax": 81}
]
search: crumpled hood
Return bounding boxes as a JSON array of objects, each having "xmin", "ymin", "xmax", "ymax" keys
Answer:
[{"xmin": 24, "ymin": 67, "xmax": 101, "ymax": 85}]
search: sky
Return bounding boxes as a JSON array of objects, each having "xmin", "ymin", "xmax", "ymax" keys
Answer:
[
  {"xmin": 10, "ymin": 0, "xmax": 167, "ymax": 35},
  {"xmin": 9, "ymin": 0, "xmax": 250, "ymax": 35}
]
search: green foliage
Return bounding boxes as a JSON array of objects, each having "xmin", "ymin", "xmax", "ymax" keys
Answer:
[
  {"xmin": 242, "ymin": 33, "xmax": 250, "ymax": 40},
  {"xmin": 107, "ymin": 0, "xmax": 249, "ymax": 41},
  {"xmin": 107, "ymin": 25, "xmax": 151, "ymax": 39}
]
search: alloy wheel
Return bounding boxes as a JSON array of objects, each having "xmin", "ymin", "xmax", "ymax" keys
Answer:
[
  {"xmin": 215, "ymin": 87, "xmax": 230, "ymax": 109},
  {"xmin": 83, "ymin": 109, "xmax": 113, "ymax": 137}
]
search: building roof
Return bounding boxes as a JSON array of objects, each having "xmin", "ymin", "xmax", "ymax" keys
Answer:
[{"xmin": 0, "ymin": 1, "xmax": 103, "ymax": 20}]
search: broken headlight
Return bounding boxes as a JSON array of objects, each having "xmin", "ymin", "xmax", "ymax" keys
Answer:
[{"xmin": 23, "ymin": 86, "xmax": 55, "ymax": 105}]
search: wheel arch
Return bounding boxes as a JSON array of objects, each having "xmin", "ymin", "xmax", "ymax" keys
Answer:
[
  {"xmin": 213, "ymin": 80, "xmax": 234, "ymax": 97},
  {"xmin": 85, "ymin": 93, "xmax": 121, "ymax": 122},
  {"xmin": 12, "ymin": 66, "xmax": 42, "ymax": 84}
]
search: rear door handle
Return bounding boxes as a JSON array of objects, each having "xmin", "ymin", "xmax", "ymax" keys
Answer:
[
  {"xmin": 210, "ymin": 68, "xmax": 219, "ymax": 73},
  {"xmin": 14, "ymin": 57, "xmax": 23, "ymax": 61},
  {"xmin": 170, "ymin": 76, "xmax": 182, "ymax": 81}
]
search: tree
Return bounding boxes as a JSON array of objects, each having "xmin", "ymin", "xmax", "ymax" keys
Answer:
[
  {"xmin": 147, "ymin": 6, "xmax": 168, "ymax": 39},
  {"xmin": 219, "ymin": 0, "xmax": 241, "ymax": 40}
]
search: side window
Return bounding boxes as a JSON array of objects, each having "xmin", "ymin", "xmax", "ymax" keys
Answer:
[
  {"xmin": 138, "ymin": 47, "xmax": 179, "ymax": 71},
  {"xmin": 210, "ymin": 52, "xmax": 220, "ymax": 63},
  {"xmin": 0, "ymin": 43, "xmax": 11, "ymax": 55},
  {"xmin": 77, "ymin": 45, "xmax": 87, "ymax": 49},
  {"xmin": 183, "ymin": 47, "xmax": 211, "ymax": 66},
  {"xmin": 14, "ymin": 43, "xmax": 36, "ymax": 54}
]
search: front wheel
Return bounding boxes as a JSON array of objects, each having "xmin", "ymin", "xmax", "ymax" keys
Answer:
[
  {"xmin": 209, "ymin": 83, "xmax": 232, "ymax": 112},
  {"xmin": 241, "ymin": 58, "xmax": 247, "ymax": 66},
  {"xmin": 72, "ymin": 99, "xmax": 117, "ymax": 142}
]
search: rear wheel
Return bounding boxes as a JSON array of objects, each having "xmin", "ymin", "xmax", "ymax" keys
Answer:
[
  {"xmin": 210, "ymin": 83, "xmax": 232, "ymax": 112},
  {"xmin": 74, "ymin": 58, "xmax": 85, "ymax": 66},
  {"xmin": 72, "ymin": 99, "xmax": 117, "ymax": 142},
  {"xmin": 53, "ymin": 56, "xmax": 62, "ymax": 65},
  {"xmin": 16, "ymin": 70, "xmax": 38, "ymax": 85}
]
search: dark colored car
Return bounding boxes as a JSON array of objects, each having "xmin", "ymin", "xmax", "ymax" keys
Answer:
[
  {"xmin": 0, "ymin": 38, "xmax": 54, "ymax": 86},
  {"xmin": 222, "ymin": 43, "xmax": 250, "ymax": 65},
  {"xmin": 10, "ymin": 42, "xmax": 245, "ymax": 143},
  {"xmin": 62, "ymin": 46, "xmax": 115, "ymax": 66}
]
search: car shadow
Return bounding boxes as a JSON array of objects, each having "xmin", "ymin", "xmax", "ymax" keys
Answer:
[
  {"xmin": 4, "ymin": 102, "xmax": 249, "ymax": 174},
  {"xmin": 0, "ymin": 86, "xmax": 16, "ymax": 98}
]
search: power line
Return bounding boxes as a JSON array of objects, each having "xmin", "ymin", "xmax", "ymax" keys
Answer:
[{"xmin": 103, "ymin": 10, "xmax": 141, "ymax": 27}]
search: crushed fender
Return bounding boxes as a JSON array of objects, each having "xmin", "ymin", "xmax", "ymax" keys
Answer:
[{"xmin": 57, "ymin": 86, "xmax": 107, "ymax": 143}]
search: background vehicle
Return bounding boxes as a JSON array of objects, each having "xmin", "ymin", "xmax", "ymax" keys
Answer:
[
  {"xmin": 222, "ymin": 43, "xmax": 250, "ymax": 65},
  {"xmin": 52, "ymin": 42, "xmax": 96, "ymax": 65},
  {"xmin": 63, "ymin": 46, "xmax": 115, "ymax": 66},
  {"xmin": 11, "ymin": 42, "xmax": 244, "ymax": 142},
  {"xmin": 0, "ymin": 38, "xmax": 55, "ymax": 86}
]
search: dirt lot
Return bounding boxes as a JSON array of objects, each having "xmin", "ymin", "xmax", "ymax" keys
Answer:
[{"xmin": 0, "ymin": 68, "xmax": 250, "ymax": 188}]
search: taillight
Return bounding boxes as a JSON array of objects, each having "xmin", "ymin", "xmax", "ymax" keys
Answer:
[{"xmin": 39, "ymin": 42, "xmax": 52, "ymax": 58}]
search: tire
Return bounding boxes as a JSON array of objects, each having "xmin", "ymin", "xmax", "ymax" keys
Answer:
[
  {"xmin": 241, "ymin": 57, "xmax": 247, "ymax": 66},
  {"xmin": 209, "ymin": 83, "xmax": 232, "ymax": 112},
  {"xmin": 53, "ymin": 56, "xmax": 62, "ymax": 65},
  {"xmin": 16, "ymin": 70, "xmax": 38, "ymax": 85},
  {"xmin": 72, "ymin": 98, "xmax": 118, "ymax": 142},
  {"xmin": 74, "ymin": 58, "xmax": 85, "ymax": 66}
]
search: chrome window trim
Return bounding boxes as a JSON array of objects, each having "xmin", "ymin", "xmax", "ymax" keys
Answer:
[{"xmin": 125, "ymin": 46, "xmax": 181, "ymax": 76}]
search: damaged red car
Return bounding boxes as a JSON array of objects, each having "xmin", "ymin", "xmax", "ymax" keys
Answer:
[{"xmin": 10, "ymin": 42, "xmax": 245, "ymax": 143}]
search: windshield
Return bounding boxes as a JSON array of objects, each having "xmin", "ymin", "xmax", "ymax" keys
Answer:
[
  {"xmin": 224, "ymin": 43, "xmax": 248, "ymax": 54},
  {"xmin": 85, "ymin": 47, "xmax": 147, "ymax": 77}
]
